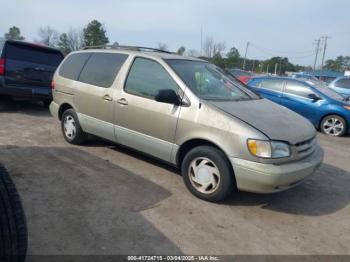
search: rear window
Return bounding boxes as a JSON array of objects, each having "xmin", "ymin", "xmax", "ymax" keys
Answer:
[
  {"xmin": 335, "ymin": 79, "xmax": 350, "ymax": 89},
  {"xmin": 59, "ymin": 53, "xmax": 92, "ymax": 81},
  {"xmin": 259, "ymin": 79, "xmax": 284, "ymax": 92},
  {"xmin": 78, "ymin": 53, "xmax": 128, "ymax": 88},
  {"xmin": 5, "ymin": 42, "xmax": 63, "ymax": 66}
]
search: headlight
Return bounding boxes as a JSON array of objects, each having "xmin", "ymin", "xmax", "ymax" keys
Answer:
[{"xmin": 247, "ymin": 139, "xmax": 291, "ymax": 158}]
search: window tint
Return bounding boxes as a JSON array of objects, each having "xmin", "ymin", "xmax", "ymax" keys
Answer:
[
  {"xmin": 335, "ymin": 79, "xmax": 350, "ymax": 89},
  {"xmin": 125, "ymin": 57, "xmax": 178, "ymax": 99},
  {"xmin": 59, "ymin": 53, "xmax": 91, "ymax": 81},
  {"xmin": 79, "ymin": 53, "xmax": 128, "ymax": 88},
  {"xmin": 259, "ymin": 80, "xmax": 284, "ymax": 92},
  {"xmin": 285, "ymin": 81, "xmax": 315, "ymax": 98},
  {"xmin": 5, "ymin": 42, "xmax": 63, "ymax": 66}
]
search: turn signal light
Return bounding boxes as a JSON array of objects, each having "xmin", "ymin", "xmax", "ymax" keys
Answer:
[{"xmin": 0, "ymin": 59, "xmax": 5, "ymax": 76}]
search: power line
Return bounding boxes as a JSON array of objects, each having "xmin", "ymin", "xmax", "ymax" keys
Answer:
[{"xmin": 250, "ymin": 42, "xmax": 314, "ymax": 56}]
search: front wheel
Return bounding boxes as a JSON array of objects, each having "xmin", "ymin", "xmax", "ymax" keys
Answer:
[
  {"xmin": 320, "ymin": 115, "xmax": 347, "ymax": 137},
  {"xmin": 181, "ymin": 146, "xmax": 235, "ymax": 202}
]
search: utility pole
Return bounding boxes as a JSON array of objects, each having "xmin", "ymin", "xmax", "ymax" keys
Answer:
[
  {"xmin": 274, "ymin": 63, "xmax": 278, "ymax": 75},
  {"xmin": 266, "ymin": 64, "xmax": 270, "ymax": 74},
  {"xmin": 200, "ymin": 26, "xmax": 203, "ymax": 56},
  {"xmin": 320, "ymin": 36, "xmax": 331, "ymax": 69},
  {"xmin": 313, "ymin": 39, "xmax": 321, "ymax": 71},
  {"xmin": 242, "ymin": 41, "xmax": 250, "ymax": 70}
]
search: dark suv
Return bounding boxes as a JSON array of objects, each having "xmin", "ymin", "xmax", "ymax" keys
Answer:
[{"xmin": 0, "ymin": 40, "xmax": 64, "ymax": 105}]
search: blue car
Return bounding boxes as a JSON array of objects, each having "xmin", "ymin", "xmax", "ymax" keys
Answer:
[
  {"xmin": 328, "ymin": 76, "xmax": 350, "ymax": 97},
  {"xmin": 247, "ymin": 77, "xmax": 350, "ymax": 136}
]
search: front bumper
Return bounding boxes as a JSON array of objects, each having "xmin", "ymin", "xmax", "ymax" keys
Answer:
[{"xmin": 230, "ymin": 145, "xmax": 324, "ymax": 193}]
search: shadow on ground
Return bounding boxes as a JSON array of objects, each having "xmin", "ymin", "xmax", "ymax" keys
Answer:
[
  {"xmin": 0, "ymin": 97, "xmax": 50, "ymax": 117},
  {"xmin": 223, "ymin": 163, "xmax": 350, "ymax": 216},
  {"xmin": 0, "ymin": 146, "xmax": 181, "ymax": 255}
]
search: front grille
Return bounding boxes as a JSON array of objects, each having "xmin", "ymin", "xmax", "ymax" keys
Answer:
[{"xmin": 295, "ymin": 137, "xmax": 316, "ymax": 158}]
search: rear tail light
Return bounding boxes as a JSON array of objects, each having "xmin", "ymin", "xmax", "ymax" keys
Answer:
[
  {"xmin": 51, "ymin": 80, "xmax": 55, "ymax": 89},
  {"xmin": 0, "ymin": 59, "xmax": 5, "ymax": 76}
]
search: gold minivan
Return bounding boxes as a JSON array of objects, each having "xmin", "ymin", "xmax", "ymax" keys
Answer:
[{"xmin": 50, "ymin": 46, "xmax": 323, "ymax": 202}]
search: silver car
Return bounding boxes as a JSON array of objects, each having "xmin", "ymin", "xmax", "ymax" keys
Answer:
[{"xmin": 50, "ymin": 46, "xmax": 324, "ymax": 202}]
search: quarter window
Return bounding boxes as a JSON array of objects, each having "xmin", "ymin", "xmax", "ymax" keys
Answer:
[
  {"xmin": 59, "ymin": 53, "xmax": 91, "ymax": 81},
  {"xmin": 79, "ymin": 53, "xmax": 128, "ymax": 88},
  {"xmin": 259, "ymin": 80, "xmax": 284, "ymax": 92},
  {"xmin": 335, "ymin": 79, "xmax": 350, "ymax": 89},
  {"xmin": 285, "ymin": 81, "xmax": 315, "ymax": 98},
  {"xmin": 125, "ymin": 57, "xmax": 179, "ymax": 99}
]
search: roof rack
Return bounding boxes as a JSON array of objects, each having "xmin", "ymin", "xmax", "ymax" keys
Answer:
[{"xmin": 82, "ymin": 44, "xmax": 173, "ymax": 54}]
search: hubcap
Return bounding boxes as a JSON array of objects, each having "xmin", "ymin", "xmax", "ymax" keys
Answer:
[
  {"xmin": 188, "ymin": 157, "xmax": 220, "ymax": 194},
  {"xmin": 323, "ymin": 117, "xmax": 344, "ymax": 136},
  {"xmin": 64, "ymin": 115, "xmax": 76, "ymax": 140}
]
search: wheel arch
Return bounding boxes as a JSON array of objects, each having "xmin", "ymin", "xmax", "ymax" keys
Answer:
[
  {"xmin": 319, "ymin": 112, "xmax": 348, "ymax": 130},
  {"xmin": 58, "ymin": 103, "xmax": 74, "ymax": 120}
]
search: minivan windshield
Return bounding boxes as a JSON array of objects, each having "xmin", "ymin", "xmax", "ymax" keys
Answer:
[
  {"xmin": 306, "ymin": 80, "xmax": 347, "ymax": 102},
  {"xmin": 166, "ymin": 60, "xmax": 259, "ymax": 101}
]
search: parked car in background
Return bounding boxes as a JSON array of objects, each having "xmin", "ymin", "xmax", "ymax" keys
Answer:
[
  {"xmin": 0, "ymin": 40, "xmax": 64, "ymax": 106},
  {"xmin": 50, "ymin": 46, "xmax": 323, "ymax": 202},
  {"xmin": 328, "ymin": 76, "xmax": 350, "ymax": 97},
  {"xmin": 247, "ymin": 76, "xmax": 350, "ymax": 137},
  {"xmin": 228, "ymin": 68, "xmax": 256, "ymax": 84},
  {"xmin": 292, "ymin": 73, "xmax": 319, "ymax": 81}
]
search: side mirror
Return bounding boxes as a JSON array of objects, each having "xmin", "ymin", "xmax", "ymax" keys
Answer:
[
  {"xmin": 308, "ymin": 93, "xmax": 321, "ymax": 102},
  {"xmin": 155, "ymin": 89, "xmax": 181, "ymax": 105}
]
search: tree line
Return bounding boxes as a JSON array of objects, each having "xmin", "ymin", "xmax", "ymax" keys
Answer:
[{"xmin": 3, "ymin": 22, "xmax": 349, "ymax": 73}]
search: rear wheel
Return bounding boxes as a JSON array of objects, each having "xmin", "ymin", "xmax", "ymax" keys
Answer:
[
  {"xmin": 0, "ymin": 164, "xmax": 27, "ymax": 262},
  {"xmin": 181, "ymin": 146, "xmax": 235, "ymax": 202},
  {"xmin": 61, "ymin": 109, "xmax": 87, "ymax": 144},
  {"xmin": 320, "ymin": 115, "xmax": 347, "ymax": 137}
]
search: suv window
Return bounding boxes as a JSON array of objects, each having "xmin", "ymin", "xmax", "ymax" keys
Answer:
[
  {"xmin": 259, "ymin": 79, "xmax": 284, "ymax": 92},
  {"xmin": 59, "ymin": 53, "xmax": 91, "ymax": 81},
  {"xmin": 79, "ymin": 53, "xmax": 128, "ymax": 88},
  {"xmin": 335, "ymin": 78, "xmax": 350, "ymax": 89},
  {"xmin": 5, "ymin": 42, "xmax": 63, "ymax": 66},
  {"xmin": 285, "ymin": 81, "xmax": 315, "ymax": 98},
  {"xmin": 125, "ymin": 57, "xmax": 179, "ymax": 99}
]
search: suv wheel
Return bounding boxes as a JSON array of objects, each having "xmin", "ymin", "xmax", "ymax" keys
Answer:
[
  {"xmin": 181, "ymin": 146, "xmax": 235, "ymax": 202},
  {"xmin": 0, "ymin": 164, "xmax": 27, "ymax": 262},
  {"xmin": 61, "ymin": 109, "xmax": 87, "ymax": 144},
  {"xmin": 320, "ymin": 115, "xmax": 347, "ymax": 137}
]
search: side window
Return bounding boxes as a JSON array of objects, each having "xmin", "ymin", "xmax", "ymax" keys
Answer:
[
  {"xmin": 335, "ymin": 79, "xmax": 350, "ymax": 89},
  {"xmin": 285, "ymin": 81, "xmax": 315, "ymax": 98},
  {"xmin": 125, "ymin": 57, "xmax": 179, "ymax": 99},
  {"xmin": 259, "ymin": 80, "xmax": 284, "ymax": 92},
  {"xmin": 248, "ymin": 79, "xmax": 262, "ymax": 87},
  {"xmin": 59, "ymin": 53, "xmax": 91, "ymax": 81},
  {"xmin": 79, "ymin": 53, "xmax": 128, "ymax": 88}
]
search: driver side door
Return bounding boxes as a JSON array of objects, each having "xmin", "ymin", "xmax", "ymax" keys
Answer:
[{"xmin": 114, "ymin": 57, "xmax": 182, "ymax": 162}]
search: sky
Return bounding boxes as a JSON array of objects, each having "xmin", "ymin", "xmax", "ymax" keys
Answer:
[{"xmin": 1, "ymin": 0, "xmax": 349, "ymax": 66}]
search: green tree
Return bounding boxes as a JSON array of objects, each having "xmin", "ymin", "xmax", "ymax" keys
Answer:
[
  {"xmin": 211, "ymin": 53, "xmax": 225, "ymax": 69},
  {"xmin": 58, "ymin": 33, "xmax": 72, "ymax": 55},
  {"xmin": 324, "ymin": 56, "xmax": 350, "ymax": 72},
  {"xmin": 4, "ymin": 26, "xmax": 25, "ymax": 41},
  {"xmin": 177, "ymin": 46, "xmax": 186, "ymax": 55},
  {"xmin": 225, "ymin": 47, "xmax": 240, "ymax": 68},
  {"xmin": 83, "ymin": 20, "xmax": 109, "ymax": 47}
]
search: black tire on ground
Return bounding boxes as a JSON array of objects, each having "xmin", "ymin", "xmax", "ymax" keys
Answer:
[
  {"xmin": 320, "ymin": 114, "xmax": 347, "ymax": 137},
  {"xmin": 0, "ymin": 164, "xmax": 27, "ymax": 262},
  {"xmin": 61, "ymin": 109, "xmax": 88, "ymax": 145},
  {"xmin": 181, "ymin": 145, "xmax": 236, "ymax": 202}
]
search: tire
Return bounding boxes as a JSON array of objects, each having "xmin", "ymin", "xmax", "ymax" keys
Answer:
[
  {"xmin": 181, "ymin": 146, "xmax": 235, "ymax": 202},
  {"xmin": 0, "ymin": 164, "xmax": 27, "ymax": 262},
  {"xmin": 61, "ymin": 109, "xmax": 87, "ymax": 145},
  {"xmin": 320, "ymin": 115, "xmax": 347, "ymax": 137}
]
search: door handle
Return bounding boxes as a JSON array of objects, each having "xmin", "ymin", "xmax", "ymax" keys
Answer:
[
  {"xmin": 117, "ymin": 98, "xmax": 128, "ymax": 105},
  {"xmin": 103, "ymin": 94, "xmax": 113, "ymax": 101}
]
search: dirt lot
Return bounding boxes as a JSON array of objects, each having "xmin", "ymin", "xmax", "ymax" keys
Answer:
[{"xmin": 0, "ymin": 99, "xmax": 350, "ymax": 255}]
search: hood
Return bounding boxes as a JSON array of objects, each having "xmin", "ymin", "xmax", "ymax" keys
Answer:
[{"xmin": 210, "ymin": 99, "xmax": 316, "ymax": 145}]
